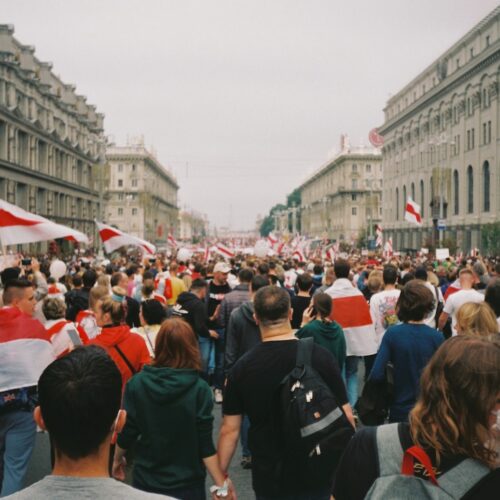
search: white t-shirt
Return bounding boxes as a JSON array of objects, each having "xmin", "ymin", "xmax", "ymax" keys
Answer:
[
  {"xmin": 369, "ymin": 288, "xmax": 401, "ymax": 345},
  {"xmin": 443, "ymin": 288, "xmax": 485, "ymax": 336},
  {"xmin": 423, "ymin": 281, "xmax": 443, "ymax": 329}
]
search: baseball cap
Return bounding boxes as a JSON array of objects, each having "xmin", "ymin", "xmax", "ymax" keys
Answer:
[{"xmin": 214, "ymin": 262, "xmax": 231, "ymax": 274}]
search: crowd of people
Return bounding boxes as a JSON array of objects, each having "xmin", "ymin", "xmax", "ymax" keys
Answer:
[{"xmin": 0, "ymin": 248, "xmax": 499, "ymax": 499}]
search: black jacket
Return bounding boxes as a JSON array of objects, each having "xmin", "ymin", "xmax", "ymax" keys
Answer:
[
  {"xmin": 225, "ymin": 301, "xmax": 261, "ymax": 375},
  {"xmin": 65, "ymin": 287, "xmax": 90, "ymax": 321},
  {"xmin": 125, "ymin": 296, "xmax": 140, "ymax": 329},
  {"xmin": 176, "ymin": 291, "xmax": 211, "ymax": 338}
]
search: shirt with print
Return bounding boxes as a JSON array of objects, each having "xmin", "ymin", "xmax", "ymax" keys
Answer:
[{"xmin": 207, "ymin": 281, "xmax": 231, "ymax": 329}]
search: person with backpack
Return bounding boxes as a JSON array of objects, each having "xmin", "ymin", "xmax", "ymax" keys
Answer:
[
  {"xmin": 333, "ymin": 336, "xmax": 500, "ymax": 499},
  {"xmin": 218, "ymin": 285, "xmax": 354, "ymax": 500}
]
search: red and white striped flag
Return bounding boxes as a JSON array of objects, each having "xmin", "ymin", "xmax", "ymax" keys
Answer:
[
  {"xmin": 215, "ymin": 242, "xmax": 235, "ymax": 259},
  {"xmin": 167, "ymin": 232, "xmax": 178, "ymax": 248},
  {"xmin": 326, "ymin": 246, "xmax": 336, "ymax": 262},
  {"xmin": 405, "ymin": 198, "xmax": 422, "ymax": 226},
  {"xmin": 96, "ymin": 221, "xmax": 156, "ymax": 255},
  {"xmin": 375, "ymin": 225, "xmax": 383, "ymax": 247},
  {"xmin": 0, "ymin": 199, "xmax": 88, "ymax": 246},
  {"xmin": 267, "ymin": 232, "xmax": 278, "ymax": 248},
  {"xmin": 292, "ymin": 249, "xmax": 305, "ymax": 262},
  {"xmin": 204, "ymin": 246, "xmax": 211, "ymax": 262},
  {"xmin": 384, "ymin": 237, "xmax": 393, "ymax": 257}
]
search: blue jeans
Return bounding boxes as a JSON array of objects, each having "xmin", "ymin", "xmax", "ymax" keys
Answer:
[
  {"xmin": 198, "ymin": 336, "xmax": 213, "ymax": 382},
  {"xmin": 213, "ymin": 328, "xmax": 225, "ymax": 390},
  {"xmin": 344, "ymin": 356, "xmax": 361, "ymax": 407},
  {"xmin": 256, "ymin": 487, "xmax": 331, "ymax": 500},
  {"xmin": 241, "ymin": 414, "xmax": 251, "ymax": 458},
  {"xmin": 0, "ymin": 410, "xmax": 36, "ymax": 497}
]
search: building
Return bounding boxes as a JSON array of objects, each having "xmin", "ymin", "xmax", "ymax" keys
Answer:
[
  {"xmin": 0, "ymin": 25, "xmax": 104, "ymax": 249},
  {"xmin": 179, "ymin": 209, "xmax": 208, "ymax": 242},
  {"xmin": 299, "ymin": 142, "xmax": 382, "ymax": 243},
  {"xmin": 105, "ymin": 140, "xmax": 179, "ymax": 244},
  {"xmin": 379, "ymin": 6, "xmax": 500, "ymax": 252}
]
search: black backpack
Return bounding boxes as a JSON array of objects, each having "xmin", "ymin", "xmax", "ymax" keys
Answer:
[{"xmin": 271, "ymin": 338, "xmax": 355, "ymax": 485}]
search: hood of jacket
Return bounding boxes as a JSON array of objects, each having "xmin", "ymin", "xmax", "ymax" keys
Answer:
[
  {"xmin": 310, "ymin": 319, "xmax": 344, "ymax": 340},
  {"xmin": 138, "ymin": 364, "xmax": 200, "ymax": 403},
  {"xmin": 96, "ymin": 324, "xmax": 131, "ymax": 347},
  {"xmin": 237, "ymin": 301, "xmax": 256, "ymax": 324},
  {"xmin": 176, "ymin": 291, "xmax": 201, "ymax": 309}
]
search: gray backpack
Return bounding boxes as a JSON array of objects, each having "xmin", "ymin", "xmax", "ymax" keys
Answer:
[{"xmin": 365, "ymin": 423, "xmax": 490, "ymax": 500}]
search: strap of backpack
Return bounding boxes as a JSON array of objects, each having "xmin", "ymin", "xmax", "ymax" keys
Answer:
[
  {"xmin": 437, "ymin": 458, "xmax": 490, "ymax": 499},
  {"xmin": 114, "ymin": 344, "xmax": 136, "ymax": 376},
  {"xmin": 375, "ymin": 423, "xmax": 404, "ymax": 476},
  {"xmin": 296, "ymin": 337, "xmax": 314, "ymax": 369}
]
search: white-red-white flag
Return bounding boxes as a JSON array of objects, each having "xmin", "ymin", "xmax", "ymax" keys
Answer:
[
  {"xmin": 384, "ymin": 237, "xmax": 393, "ymax": 257},
  {"xmin": 167, "ymin": 232, "xmax": 178, "ymax": 248},
  {"xmin": 292, "ymin": 249, "xmax": 305, "ymax": 262},
  {"xmin": 214, "ymin": 242, "xmax": 235, "ymax": 259},
  {"xmin": 204, "ymin": 246, "xmax": 211, "ymax": 262},
  {"xmin": 375, "ymin": 225, "xmax": 383, "ymax": 247},
  {"xmin": 0, "ymin": 199, "xmax": 88, "ymax": 246},
  {"xmin": 267, "ymin": 232, "xmax": 278, "ymax": 248},
  {"xmin": 96, "ymin": 221, "xmax": 156, "ymax": 255},
  {"xmin": 326, "ymin": 246, "xmax": 336, "ymax": 262},
  {"xmin": 404, "ymin": 198, "xmax": 422, "ymax": 226}
]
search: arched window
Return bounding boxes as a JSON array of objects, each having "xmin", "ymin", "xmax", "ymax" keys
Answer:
[
  {"xmin": 403, "ymin": 186, "xmax": 407, "ymax": 218},
  {"xmin": 411, "ymin": 182, "xmax": 415, "ymax": 201},
  {"xmin": 420, "ymin": 180, "xmax": 424, "ymax": 217},
  {"xmin": 453, "ymin": 170, "xmax": 459, "ymax": 215},
  {"xmin": 483, "ymin": 161, "xmax": 490, "ymax": 212},
  {"xmin": 467, "ymin": 166, "xmax": 474, "ymax": 214},
  {"xmin": 395, "ymin": 188, "xmax": 399, "ymax": 220}
]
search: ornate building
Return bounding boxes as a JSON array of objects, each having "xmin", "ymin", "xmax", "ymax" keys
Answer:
[
  {"xmin": 299, "ymin": 145, "xmax": 382, "ymax": 242},
  {"xmin": 0, "ymin": 25, "xmax": 104, "ymax": 248},
  {"xmin": 105, "ymin": 141, "xmax": 179, "ymax": 244},
  {"xmin": 379, "ymin": 6, "xmax": 500, "ymax": 252}
]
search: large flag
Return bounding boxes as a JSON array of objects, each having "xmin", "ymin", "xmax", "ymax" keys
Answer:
[
  {"xmin": 405, "ymin": 198, "xmax": 422, "ymax": 226},
  {"xmin": 0, "ymin": 199, "xmax": 89, "ymax": 246},
  {"xmin": 96, "ymin": 221, "xmax": 156, "ymax": 255},
  {"xmin": 214, "ymin": 242, "xmax": 235, "ymax": 259},
  {"xmin": 267, "ymin": 232, "xmax": 278, "ymax": 248}
]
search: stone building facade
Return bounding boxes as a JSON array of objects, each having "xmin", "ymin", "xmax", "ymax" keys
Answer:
[
  {"xmin": 179, "ymin": 210, "xmax": 208, "ymax": 242},
  {"xmin": 0, "ymin": 25, "xmax": 104, "ymax": 248},
  {"xmin": 379, "ymin": 6, "xmax": 500, "ymax": 252},
  {"xmin": 299, "ymin": 147, "xmax": 382, "ymax": 242},
  {"xmin": 105, "ymin": 143, "xmax": 179, "ymax": 244}
]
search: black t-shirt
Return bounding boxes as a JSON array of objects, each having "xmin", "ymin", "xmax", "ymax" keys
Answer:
[
  {"xmin": 223, "ymin": 339, "xmax": 348, "ymax": 496},
  {"xmin": 332, "ymin": 424, "xmax": 500, "ymax": 500},
  {"xmin": 291, "ymin": 295, "xmax": 311, "ymax": 329},
  {"xmin": 207, "ymin": 281, "xmax": 231, "ymax": 329}
]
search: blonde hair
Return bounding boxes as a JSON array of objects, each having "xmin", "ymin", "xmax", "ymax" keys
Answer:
[
  {"xmin": 456, "ymin": 302, "xmax": 498, "ymax": 338},
  {"xmin": 97, "ymin": 274, "xmax": 110, "ymax": 288},
  {"xmin": 427, "ymin": 271, "xmax": 439, "ymax": 287},
  {"xmin": 367, "ymin": 270, "xmax": 383, "ymax": 294},
  {"xmin": 99, "ymin": 295, "xmax": 126, "ymax": 326},
  {"xmin": 89, "ymin": 286, "xmax": 110, "ymax": 311}
]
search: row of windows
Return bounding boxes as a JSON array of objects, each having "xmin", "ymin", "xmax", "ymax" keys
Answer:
[
  {"xmin": 352, "ymin": 163, "xmax": 373, "ymax": 173},
  {"xmin": 117, "ymin": 179, "xmax": 138, "ymax": 188},
  {"xmin": 116, "ymin": 207, "xmax": 138, "ymax": 216},
  {"xmin": 117, "ymin": 163, "xmax": 137, "ymax": 172}
]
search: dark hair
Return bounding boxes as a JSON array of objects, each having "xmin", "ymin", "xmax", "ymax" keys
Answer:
[
  {"xmin": 415, "ymin": 266, "xmax": 428, "ymax": 281},
  {"xmin": 297, "ymin": 272, "xmax": 313, "ymax": 292},
  {"xmin": 250, "ymin": 275, "xmax": 269, "ymax": 293},
  {"xmin": 254, "ymin": 285, "xmax": 291, "ymax": 327},
  {"xmin": 191, "ymin": 278, "xmax": 207, "ymax": 291},
  {"xmin": 2, "ymin": 278, "xmax": 34, "ymax": 305},
  {"xmin": 71, "ymin": 275, "xmax": 82, "ymax": 288},
  {"xmin": 401, "ymin": 272, "xmax": 415, "ymax": 286},
  {"xmin": 257, "ymin": 263, "xmax": 270, "ymax": 275},
  {"xmin": 110, "ymin": 272, "xmax": 124, "ymax": 287},
  {"xmin": 485, "ymin": 278, "xmax": 500, "ymax": 317},
  {"xmin": 238, "ymin": 268, "xmax": 253, "ymax": 283},
  {"xmin": 38, "ymin": 345, "xmax": 122, "ymax": 460},
  {"xmin": 313, "ymin": 293, "xmax": 332, "ymax": 318},
  {"xmin": 82, "ymin": 269, "xmax": 97, "ymax": 288},
  {"xmin": 313, "ymin": 265, "xmax": 323, "ymax": 275},
  {"xmin": 0, "ymin": 266, "xmax": 21, "ymax": 285},
  {"xmin": 141, "ymin": 299, "xmax": 166, "ymax": 325},
  {"xmin": 383, "ymin": 265, "xmax": 398, "ymax": 285},
  {"xmin": 334, "ymin": 259, "xmax": 350, "ymax": 279},
  {"xmin": 125, "ymin": 266, "xmax": 137, "ymax": 277},
  {"xmin": 143, "ymin": 270, "xmax": 154, "ymax": 281},
  {"xmin": 153, "ymin": 318, "xmax": 201, "ymax": 370},
  {"xmin": 396, "ymin": 280, "xmax": 435, "ymax": 322}
]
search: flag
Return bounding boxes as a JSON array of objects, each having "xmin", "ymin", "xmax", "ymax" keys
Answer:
[
  {"xmin": 405, "ymin": 198, "xmax": 422, "ymax": 226},
  {"xmin": 267, "ymin": 232, "xmax": 278, "ymax": 248},
  {"xmin": 375, "ymin": 225, "xmax": 383, "ymax": 247},
  {"xmin": 167, "ymin": 232, "xmax": 178, "ymax": 248},
  {"xmin": 292, "ymin": 249, "xmax": 305, "ymax": 262},
  {"xmin": 96, "ymin": 221, "xmax": 156, "ymax": 255},
  {"xmin": 384, "ymin": 237, "xmax": 393, "ymax": 257},
  {"xmin": 0, "ymin": 199, "xmax": 88, "ymax": 246},
  {"xmin": 214, "ymin": 242, "xmax": 235, "ymax": 259},
  {"xmin": 326, "ymin": 246, "xmax": 336, "ymax": 262},
  {"xmin": 204, "ymin": 246, "xmax": 211, "ymax": 262}
]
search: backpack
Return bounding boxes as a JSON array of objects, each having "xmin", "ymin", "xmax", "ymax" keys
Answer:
[
  {"xmin": 365, "ymin": 423, "xmax": 490, "ymax": 499},
  {"xmin": 272, "ymin": 337, "xmax": 354, "ymax": 484}
]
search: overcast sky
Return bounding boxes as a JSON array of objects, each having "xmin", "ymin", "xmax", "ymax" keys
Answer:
[{"xmin": 3, "ymin": 0, "xmax": 498, "ymax": 230}]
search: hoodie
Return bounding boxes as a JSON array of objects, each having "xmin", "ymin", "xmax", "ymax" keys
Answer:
[
  {"xmin": 117, "ymin": 365, "xmax": 215, "ymax": 492},
  {"xmin": 89, "ymin": 325, "xmax": 150, "ymax": 388},
  {"xmin": 225, "ymin": 301, "xmax": 261, "ymax": 375},
  {"xmin": 176, "ymin": 291, "xmax": 211, "ymax": 338},
  {"xmin": 296, "ymin": 319, "xmax": 347, "ymax": 371}
]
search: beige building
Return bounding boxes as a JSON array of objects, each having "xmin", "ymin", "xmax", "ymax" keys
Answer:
[
  {"xmin": 179, "ymin": 209, "xmax": 208, "ymax": 242},
  {"xmin": 105, "ymin": 141, "xmax": 179, "ymax": 244},
  {"xmin": 379, "ymin": 6, "xmax": 500, "ymax": 252},
  {"xmin": 0, "ymin": 25, "xmax": 104, "ymax": 249},
  {"xmin": 299, "ymin": 146, "xmax": 382, "ymax": 242}
]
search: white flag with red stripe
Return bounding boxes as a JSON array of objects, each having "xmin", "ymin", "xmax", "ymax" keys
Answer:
[
  {"xmin": 267, "ymin": 232, "xmax": 278, "ymax": 248},
  {"xmin": 375, "ymin": 225, "xmax": 383, "ymax": 247},
  {"xmin": 292, "ymin": 249, "xmax": 305, "ymax": 262},
  {"xmin": 0, "ymin": 199, "xmax": 88, "ymax": 246},
  {"xmin": 405, "ymin": 198, "xmax": 422, "ymax": 226},
  {"xmin": 96, "ymin": 221, "xmax": 156, "ymax": 255},
  {"xmin": 214, "ymin": 242, "xmax": 235, "ymax": 259},
  {"xmin": 167, "ymin": 232, "xmax": 178, "ymax": 248},
  {"xmin": 384, "ymin": 237, "xmax": 393, "ymax": 257}
]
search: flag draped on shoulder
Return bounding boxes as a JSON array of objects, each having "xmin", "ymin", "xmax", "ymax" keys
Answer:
[
  {"xmin": 405, "ymin": 198, "xmax": 422, "ymax": 226},
  {"xmin": 96, "ymin": 221, "xmax": 156, "ymax": 255},
  {"xmin": 0, "ymin": 199, "xmax": 88, "ymax": 246}
]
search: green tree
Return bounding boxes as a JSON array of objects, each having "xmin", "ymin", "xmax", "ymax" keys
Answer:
[
  {"xmin": 482, "ymin": 222, "xmax": 500, "ymax": 256},
  {"xmin": 260, "ymin": 215, "xmax": 275, "ymax": 237}
]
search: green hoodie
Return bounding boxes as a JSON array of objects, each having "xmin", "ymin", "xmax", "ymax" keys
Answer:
[
  {"xmin": 296, "ymin": 319, "xmax": 347, "ymax": 371},
  {"xmin": 117, "ymin": 364, "xmax": 215, "ymax": 492}
]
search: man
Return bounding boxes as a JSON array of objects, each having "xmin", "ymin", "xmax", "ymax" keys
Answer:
[
  {"xmin": 369, "ymin": 265, "xmax": 401, "ymax": 346},
  {"xmin": 208, "ymin": 262, "xmax": 232, "ymax": 403},
  {"xmin": 219, "ymin": 268, "xmax": 253, "ymax": 329},
  {"xmin": 165, "ymin": 262, "xmax": 187, "ymax": 307},
  {"xmin": 414, "ymin": 266, "xmax": 443, "ymax": 329},
  {"xmin": 176, "ymin": 279, "xmax": 219, "ymax": 378},
  {"xmin": 313, "ymin": 266, "xmax": 335, "ymax": 296},
  {"xmin": 66, "ymin": 269, "xmax": 97, "ymax": 321},
  {"xmin": 110, "ymin": 272, "xmax": 140, "ymax": 328},
  {"xmin": 291, "ymin": 273, "xmax": 313, "ymax": 329},
  {"xmin": 325, "ymin": 259, "xmax": 378, "ymax": 407},
  {"xmin": 7, "ymin": 346, "xmax": 170, "ymax": 499},
  {"xmin": 438, "ymin": 268, "xmax": 484, "ymax": 336},
  {"xmin": 218, "ymin": 286, "xmax": 354, "ymax": 499},
  {"xmin": 0, "ymin": 279, "xmax": 55, "ymax": 496}
]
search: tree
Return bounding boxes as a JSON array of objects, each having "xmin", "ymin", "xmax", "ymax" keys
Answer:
[
  {"xmin": 260, "ymin": 216, "xmax": 274, "ymax": 237},
  {"xmin": 482, "ymin": 222, "xmax": 500, "ymax": 256}
]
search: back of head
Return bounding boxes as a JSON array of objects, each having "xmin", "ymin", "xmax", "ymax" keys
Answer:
[
  {"xmin": 367, "ymin": 273, "xmax": 383, "ymax": 294},
  {"xmin": 456, "ymin": 302, "xmax": 498, "ymax": 338},
  {"xmin": 297, "ymin": 272, "xmax": 313, "ymax": 292},
  {"xmin": 397, "ymin": 280, "xmax": 434, "ymax": 322},
  {"xmin": 323, "ymin": 267, "xmax": 335, "ymax": 285},
  {"xmin": 191, "ymin": 278, "xmax": 207, "ymax": 292},
  {"xmin": 2, "ymin": 278, "xmax": 33, "ymax": 306},
  {"xmin": 110, "ymin": 272, "xmax": 124, "ymax": 288},
  {"xmin": 313, "ymin": 265, "xmax": 323, "ymax": 276},
  {"xmin": 43, "ymin": 297, "xmax": 66, "ymax": 320},
  {"xmin": 100, "ymin": 296, "xmax": 125, "ymax": 326},
  {"xmin": 257, "ymin": 263, "xmax": 270, "ymax": 276},
  {"xmin": 250, "ymin": 275, "xmax": 270, "ymax": 295},
  {"xmin": 141, "ymin": 299, "xmax": 166, "ymax": 326},
  {"xmin": 414, "ymin": 266, "xmax": 428, "ymax": 281},
  {"xmin": 71, "ymin": 275, "xmax": 83, "ymax": 288},
  {"xmin": 82, "ymin": 269, "xmax": 97, "ymax": 289},
  {"xmin": 142, "ymin": 278, "xmax": 155, "ymax": 297},
  {"xmin": 313, "ymin": 292, "xmax": 332, "ymax": 319},
  {"xmin": 254, "ymin": 285, "xmax": 291, "ymax": 328},
  {"xmin": 334, "ymin": 259, "xmax": 350, "ymax": 279},
  {"xmin": 410, "ymin": 336, "xmax": 500, "ymax": 466},
  {"xmin": 238, "ymin": 268, "xmax": 254, "ymax": 284},
  {"xmin": 89, "ymin": 286, "xmax": 110, "ymax": 311},
  {"xmin": 485, "ymin": 278, "xmax": 500, "ymax": 317},
  {"xmin": 383, "ymin": 265, "xmax": 398, "ymax": 286},
  {"xmin": 1, "ymin": 267, "xmax": 21, "ymax": 286},
  {"xmin": 38, "ymin": 345, "xmax": 122, "ymax": 460}
]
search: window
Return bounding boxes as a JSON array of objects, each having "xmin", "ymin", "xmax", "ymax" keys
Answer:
[
  {"xmin": 470, "ymin": 47, "xmax": 474, "ymax": 59},
  {"xmin": 132, "ymin": 164, "xmax": 136, "ymax": 171},
  {"xmin": 395, "ymin": 188, "xmax": 399, "ymax": 220},
  {"xmin": 352, "ymin": 207, "xmax": 357, "ymax": 216},
  {"xmin": 411, "ymin": 183, "xmax": 415, "ymax": 201},
  {"xmin": 483, "ymin": 161, "xmax": 490, "ymax": 212},
  {"xmin": 420, "ymin": 180, "xmax": 424, "ymax": 217},
  {"xmin": 486, "ymin": 35, "xmax": 490, "ymax": 46},
  {"xmin": 132, "ymin": 208, "xmax": 138, "ymax": 216},
  {"xmin": 351, "ymin": 194, "xmax": 357, "ymax": 201},
  {"xmin": 118, "ymin": 193, "xmax": 124, "ymax": 201},
  {"xmin": 456, "ymin": 58, "xmax": 460, "ymax": 70},
  {"xmin": 118, "ymin": 208, "xmax": 123, "ymax": 216},
  {"xmin": 453, "ymin": 170, "xmax": 459, "ymax": 215},
  {"xmin": 131, "ymin": 179, "xmax": 138, "ymax": 187},
  {"xmin": 117, "ymin": 179, "xmax": 123, "ymax": 187},
  {"xmin": 118, "ymin": 164, "xmax": 123, "ymax": 172},
  {"xmin": 467, "ymin": 130, "xmax": 470, "ymax": 150},
  {"xmin": 471, "ymin": 128, "xmax": 475, "ymax": 149},
  {"xmin": 352, "ymin": 164, "xmax": 358, "ymax": 172},
  {"xmin": 488, "ymin": 121, "xmax": 491, "ymax": 143},
  {"xmin": 467, "ymin": 166, "xmax": 474, "ymax": 214},
  {"xmin": 366, "ymin": 164, "xmax": 371, "ymax": 173},
  {"xmin": 352, "ymin": 179, "xmax": 358, "ymax": 189}
]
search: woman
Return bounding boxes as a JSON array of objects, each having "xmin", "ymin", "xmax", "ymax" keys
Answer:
[
  {"xmin": 75, "ymin": 285, "xmax": 109, "ymax": 340},
  {"xmin": 296, "ymin": 293, "xmax": 347, "ymax": 371},
  {"xmin": 456, "ymin": 302, "xmax": 499, "ymax": 337},
  {"xmin": 369, "ymin": 280, "xmax": 444, "ymax": 422},
  {"xmin": 131, "ymin": 299, "xmax": 166, "ymax": 357},
  {"xmin": 485, "ymin": 278, "xmax": 500, "ymax": 329},
  {"xmin": 113, "ymin": 318, "xmax": 232, "ymax": 499},
  {"xmin": 333, "ymin": 336, "xmax": 500, "ymax": 499},
  {"xmin": 89, "ymin": 296, "xmax": 150, "ymax": 388}
]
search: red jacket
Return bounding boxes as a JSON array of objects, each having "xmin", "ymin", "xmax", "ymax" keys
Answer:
[{"xmin": 89, "ymin": 324, "xmax": 150, "ymax": 388}]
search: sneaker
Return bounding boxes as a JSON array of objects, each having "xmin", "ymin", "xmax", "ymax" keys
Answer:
[
  {"xmin": 240, "ymin": 456, "xmax": 252, "ymax": 469},
  {"xmin": 214, "ymin": 389, "xmax": 223, "ymax": 404}
]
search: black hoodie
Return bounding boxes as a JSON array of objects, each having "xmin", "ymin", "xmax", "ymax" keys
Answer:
[{"xmin": 176, "ymin": 291, "xmax": 211, "ymax": 338}]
